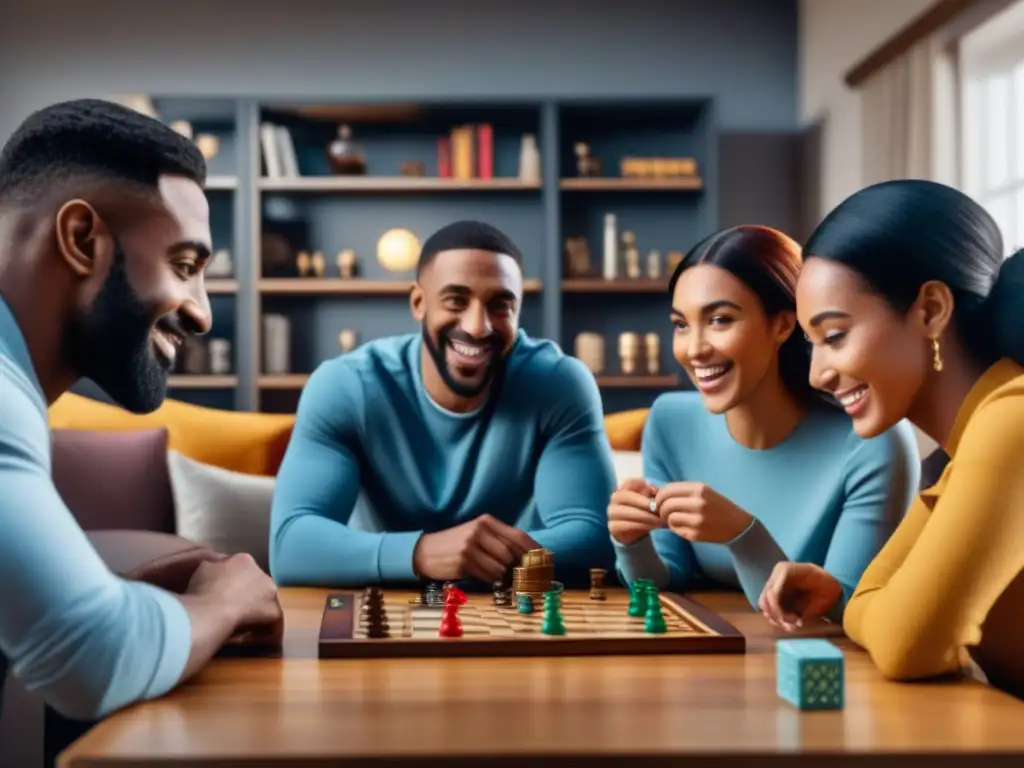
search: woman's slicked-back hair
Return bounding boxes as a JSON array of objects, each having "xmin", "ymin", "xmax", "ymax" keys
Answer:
[
  {"xmin": 668, "ymin": 224, "xmax": 823, "ymax": 406},
  {"xmin": 803, "ymin": 179, "xmax": 1024, "ymax": 367}
]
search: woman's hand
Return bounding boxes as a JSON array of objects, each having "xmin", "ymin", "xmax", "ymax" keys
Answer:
[
  {"xmin": 758, "ymin": 562, "xmax": 843, "ymax": 631},
  {"xmin": 608, "ymin": 477, "xmax": 663, "ymax": 545},
  {"xmin": 653, "ymin": 482, "xmax": 754, "ymax": 543}
]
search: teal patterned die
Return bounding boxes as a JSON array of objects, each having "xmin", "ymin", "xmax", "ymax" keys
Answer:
[{"xmin": 776, "ymin": 638, "xmax": 844, "ymax": 710}]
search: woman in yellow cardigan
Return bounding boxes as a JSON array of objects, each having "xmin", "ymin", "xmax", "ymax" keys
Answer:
[{"xmin": 759, "ymin": 179, "xmax": 1024, "ymax": 699}]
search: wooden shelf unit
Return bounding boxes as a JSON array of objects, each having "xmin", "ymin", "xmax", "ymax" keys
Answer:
[
  {"xmin": 205, "ymin": 279, "xmax": 238, "ymax": 294},
  {"xmin": 167, "ymin": 375, "xmax": 239, "ymax": 388},
  {"xmin": 258, "ymin": 278, "xmax": 543, "ymax": 294},
  {"xmin": 595, "ymin": 374, "xmax": 681, "ymax": 388},
  {"xmin": 259, "ymin": 374, "xmax": 309, "ymax": 389},
  {"xmin": 560, "ymin": 177, "xmax": 702, "ymax": 191},
  {"xmin": 562, "ymin": 278, "xmax": 668, "ymax": 293},
  {"xmin": 139, "ymin": 95, "xmax": 715, "ymax": 413},
  {"xmin": 259, "ymin": 176, "xmax": 541, "ymax": 193},
  {"xmin": 204, "ymin": 175, "xmax": 238, "ymax": 191}
]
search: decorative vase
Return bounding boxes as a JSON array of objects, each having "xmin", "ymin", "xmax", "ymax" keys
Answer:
[{"xmin": 325, "ymin": 124, "xmax": 366, "ymax": 175}]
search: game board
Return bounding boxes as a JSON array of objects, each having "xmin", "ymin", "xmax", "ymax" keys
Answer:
[{"xmin": 318, "ymin": 587, "xmax": 746, "ymax": 658}]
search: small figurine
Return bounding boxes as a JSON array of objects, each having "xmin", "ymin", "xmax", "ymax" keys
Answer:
[
  {"xmin": 574, "ymin": 142, "xmax": 601, "ymax": 177},
  {"xmin": 338, "ymin": 329, "xmax": 358, "ymax": 353},
  {"xmin": 619, "ymin": 332, "xmax": 640, "ymax": 374},
  {"xmin": 645, "ymin": 333, "xmax": 661, "ymax": 375},
  {"xmin": 646, "ymin": 249, "xmax": 662, "ymax": 280},
  {"xmin": 589, "ymin": 568, "xmax": 607, "ymax": 601},
  {"xmin": 336, "ymin": 248, "xmax": 357, "ymax": 279},
  {"xmin": 296, "ymin": 250, "xmax": 312, "ymax": 277},
  {"xmin": 622, "ymin": 230, "xmax": 640, "ymax": 278},
  {"xmin": 311, "ymin": 251, "xmax": 326, "ymax": 278}
]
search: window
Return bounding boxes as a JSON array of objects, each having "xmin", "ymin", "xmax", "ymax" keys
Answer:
[{"xmin": 959, "ymin": 1, "xmax": 1024, "ymax": 255}]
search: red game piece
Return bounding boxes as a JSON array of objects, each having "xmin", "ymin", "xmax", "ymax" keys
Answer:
[{"xmin": 438, "ymin": 584, "xmax": 467, "ymax": 638}]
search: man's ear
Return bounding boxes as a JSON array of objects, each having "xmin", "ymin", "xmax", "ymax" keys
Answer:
[
  {"xmin": 54, "ymin": 200, "xmax": 112, "ymax": 278},
  {"xmin": 409, "ymin": 283, "xmax": 426, "ymax": 322}
]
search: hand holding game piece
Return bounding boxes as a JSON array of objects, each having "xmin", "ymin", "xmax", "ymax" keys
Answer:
[
  {"xmin": 653, "ymin": 482, "xmax": 754, "ymax": 544},
  {"xmin": 607, "ymin": 477, "xmax": 664, "ymax": 545},
  {"xmin": 412, "ymin": 514, "xmax": 538, "ymax": 582},
  {"xmin": 758, "ymin": 561, "xmax": 842, "ymax": 631}
]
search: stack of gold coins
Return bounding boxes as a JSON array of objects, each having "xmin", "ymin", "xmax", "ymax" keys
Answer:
[{"xmin": 512, "ymin": 548, "xmax": 555, "ymax": 597}]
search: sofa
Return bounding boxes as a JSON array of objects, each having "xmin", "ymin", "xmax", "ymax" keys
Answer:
[{"xmin": 1, "ymin": 392, "xmax": 651, "ymax": 768}]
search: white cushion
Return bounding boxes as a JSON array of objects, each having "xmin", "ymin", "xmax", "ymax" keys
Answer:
[
  {"xmin": 611, "ymin": 450, "xmax": 643, "ymax": 487},
  {"xmin": 167, "ymin": 451, "xmax": 386, "ymax": 572},
  {"xmin": 168, "ymin": 450, "xmax": 275, "ymax": 571}
]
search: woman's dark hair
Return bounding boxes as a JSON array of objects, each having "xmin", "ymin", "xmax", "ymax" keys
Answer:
[
  {"xmin": 668, "ymin": 224, "xmax": 823, "ymax": 406},
  {"xmin": 803, "ymin": 179, "xmax": 1024, "ymax": 368}
]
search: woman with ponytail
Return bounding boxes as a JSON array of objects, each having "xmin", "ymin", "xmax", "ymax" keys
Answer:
[
  {"xmin": 761, "ymin": 180, "xmax": 1024, "ymax": 698},
  {"xmin": 608, "ymin": 225, "xmax": 919, "ymax": 615}
]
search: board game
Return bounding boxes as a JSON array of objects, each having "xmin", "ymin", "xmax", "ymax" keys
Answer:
[{"xmin": 318, "ymin": 553, "xmax": 745, "ymax": 659}]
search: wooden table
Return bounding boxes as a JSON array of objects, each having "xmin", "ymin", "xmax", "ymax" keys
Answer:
[{"xmin": 59, "ymin": 588, "xmax": 1024, "ymax": 766}]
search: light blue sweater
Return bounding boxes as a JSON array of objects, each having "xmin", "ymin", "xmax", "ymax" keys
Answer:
[
  {"xmin": 0, "ymin": 295, "xmax": 190, "ymax": 720},
  {"xmin": 614, "ymin": 392, "xmax": 920, "ymax": 615},
  {"xmin": 270, "ymin": 330, "xmax": 617, "ymax": 587}
]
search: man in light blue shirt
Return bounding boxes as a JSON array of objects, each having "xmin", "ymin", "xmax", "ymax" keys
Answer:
[
  {"xmin": 0, "ymin": 99, "xmax": 280, "ymax": 722},
  {"xmin": 271, "ymin": 221, "xmax": 617, "ymax": 588}
]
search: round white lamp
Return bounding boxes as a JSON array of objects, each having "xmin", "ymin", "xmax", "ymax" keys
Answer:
[{"xmin": 376, "ymin": 228, "xmax": 421, "ymax": 273}]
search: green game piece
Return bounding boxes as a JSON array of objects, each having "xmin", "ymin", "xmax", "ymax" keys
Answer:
[
  {"xmin": 627, "ymin": 579, "xmax": 650, "ymax": 616},
  {"xmin": 541, "ymin": 590, "xmax": 565, "ymax": 635},
  {"xmin": 517, "ymin": 594, "xmax": 534, "ymax": 614},
  {"xmin": 643, "ymin": 584, "xmax": 667, "ymax": 633}
]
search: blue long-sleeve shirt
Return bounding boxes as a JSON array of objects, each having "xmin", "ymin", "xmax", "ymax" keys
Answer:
[
  {"xmin": 269, "ymin": 330, "xmax": 617, "ymax": 586},
  {"xmin": 614, "ymin": 392, "xmax": 920, "ymax": 617},
  {"xmin": 0, "ymin": 296, "xmax": 191, "ymax": 721}
]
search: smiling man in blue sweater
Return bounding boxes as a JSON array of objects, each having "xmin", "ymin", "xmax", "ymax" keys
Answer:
[{"xmin": 270, "ymin": 221, "xmax": 617, "ymax": 587}]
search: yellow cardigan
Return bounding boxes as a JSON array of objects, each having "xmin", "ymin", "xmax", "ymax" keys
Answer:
[{"xmin": 843, "ymin": 357, "xmax": 1024, "ymax": 693}]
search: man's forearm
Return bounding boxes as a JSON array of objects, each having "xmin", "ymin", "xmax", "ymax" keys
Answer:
[
  {"xmin": 175, "ymin": 593, "xmax": 242, "ymax": 682},
  {"xmin": 271, "ymin": 513, "xmax": 422, "ymax": 585}
]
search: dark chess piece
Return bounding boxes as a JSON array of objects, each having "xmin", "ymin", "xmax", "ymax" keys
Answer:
[
  {"xmin": 425, "ymin": 582, "xmax": 444, "ymax": 606},
  {"xmin": 363, "ymin": 587, "xmax": 390, "ymax": 639},
  {"xmin": 492, "ymin": 580, "xmax": 511, "ymax": 606}
]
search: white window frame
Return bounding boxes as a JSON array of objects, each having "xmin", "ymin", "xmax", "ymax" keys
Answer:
[{"xmin": 959, "ymin": 1, "xmax": 1024, "ymax": 256}]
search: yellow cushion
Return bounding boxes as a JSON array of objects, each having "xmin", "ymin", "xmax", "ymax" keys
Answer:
[
  {"xmin": 603, "ymin": 408, "xmax": 649, "ymax": 451},
  {"xmin": 49, "ymin": 393, "xmax": 648, "ymax": 474},
  {"xmin": 48, "ymin": 393, "xmax": 294, "ymax": 476}
]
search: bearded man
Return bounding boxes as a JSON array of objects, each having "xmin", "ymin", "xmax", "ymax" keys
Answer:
[
  {"xmin": 270, "ymin": 220, "xmax": 616, "ymax": 587},
  {"xmin": 0, "ymin": 99, "xmax": 280, "ymax": 721}
]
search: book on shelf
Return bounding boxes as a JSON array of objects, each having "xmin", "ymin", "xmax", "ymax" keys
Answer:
[
  {"xmin": 261, "ymin": 122, "xmax": 299, "ymax": 178},
  {"xmin": 439, "ymin": 124, "xmax": 493, "ymax": 179}
]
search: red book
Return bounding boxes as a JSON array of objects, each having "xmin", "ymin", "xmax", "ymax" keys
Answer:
[
  {"xmin": 476, "ymin": 124, "xmax": 493, "ymax": 179},
  {"xmin": 437, "ymin": 136, "xmax": 452, "ymax": 178}
]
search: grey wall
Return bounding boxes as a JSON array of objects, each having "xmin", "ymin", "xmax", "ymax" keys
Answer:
[{"xmin": 0, "ymin": 0, "xmax": 798, "ymax": 141}]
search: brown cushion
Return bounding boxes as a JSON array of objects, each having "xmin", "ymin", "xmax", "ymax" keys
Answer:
[
  {"xmin": 51, "ymin": 427, "xmax": 176, "ymax": 534},
  {"xmin": 86, "ymin": 530, "xmax": 225, "ymax": 594}
]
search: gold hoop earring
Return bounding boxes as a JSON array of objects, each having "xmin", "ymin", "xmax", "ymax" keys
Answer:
[{"xmin": 932, "ymin": 337, "xmax": 943, "ymax": 372}]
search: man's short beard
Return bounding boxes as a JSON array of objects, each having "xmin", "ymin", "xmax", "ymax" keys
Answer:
[
  {"xmin": 66, "ymin": 248, "xmax": 171, "ymax": 414},
  {"xmin": 421, "ymin": 322, "xmax": 503, "ymax": 399}
]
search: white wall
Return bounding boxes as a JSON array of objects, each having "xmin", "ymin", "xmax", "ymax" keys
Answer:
[
  {"xmin": 799, "ymin": 0, "xmax": 936, "ymax": 218},
  {"xmin": 799, "ymin": 0, "xmax": 941, "ymax": 459}
]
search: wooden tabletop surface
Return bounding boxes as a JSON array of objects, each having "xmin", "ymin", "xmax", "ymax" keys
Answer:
[{"xmin": 58, "ymin": 587, "xmax": 1024, "ymax": 766}]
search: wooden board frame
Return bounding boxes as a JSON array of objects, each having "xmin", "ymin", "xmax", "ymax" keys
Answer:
[{"xmin": 318, "ymin": 590, "xmax": 745, "ymax": 658}]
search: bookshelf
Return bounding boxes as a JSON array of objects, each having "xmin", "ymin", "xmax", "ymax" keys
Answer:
[{"xmin": 142, "ymin": 96, "xmax": 716, "ymax": 414}]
